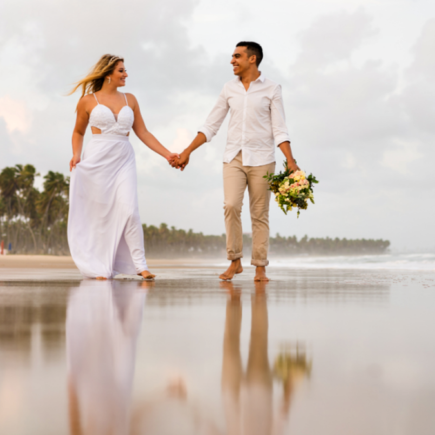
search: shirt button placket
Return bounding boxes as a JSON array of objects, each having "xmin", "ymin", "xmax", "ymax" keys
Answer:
[{"xmin": 242, "ymin": 93, "xmax": 247, "ymax": 151}]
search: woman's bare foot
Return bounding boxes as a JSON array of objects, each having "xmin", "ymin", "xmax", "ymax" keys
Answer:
[
  {"xmin": 254, "ymin": 266, "xmax": 270, "ymax": 282},
  {"xmin": 219, "ymin": 259, "xmax": 243, "ymax": 281},
  {"xmin": 138, "ymin": 270, "xmax": 156, "ymax": 280},
  {"xmin": 96, "ymin": 276, "xmax": 107, "ymax": 280}
]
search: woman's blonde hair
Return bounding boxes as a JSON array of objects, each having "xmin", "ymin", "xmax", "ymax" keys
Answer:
[{"xmin": 69, "ymin": 54, "xmax": 124, "ymax": 98}]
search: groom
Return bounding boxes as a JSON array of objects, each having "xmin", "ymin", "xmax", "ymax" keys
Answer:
[{"xmin": 173, "ymin": 41, "xmax": 299, "ymax": 281}]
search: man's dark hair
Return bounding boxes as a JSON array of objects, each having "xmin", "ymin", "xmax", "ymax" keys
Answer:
[{"xmin": 236, "ymin": 41, "xmax": 263, "ymax": 67}]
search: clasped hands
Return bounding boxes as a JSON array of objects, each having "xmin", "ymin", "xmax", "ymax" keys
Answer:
[{"xmin": 166, "ymin": 150, "xmax": 190, "ymax": 171}]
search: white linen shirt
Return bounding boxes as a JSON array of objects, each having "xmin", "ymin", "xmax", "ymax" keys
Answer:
[{"xmin": 199, "ymin": 74, "xmax": 290, "ymax": 167}]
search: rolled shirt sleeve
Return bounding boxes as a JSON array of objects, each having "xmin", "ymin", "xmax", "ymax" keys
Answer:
[
  {"xmin": 198, "ymin": 86, "xmax": 230, "ymax": 142},
  {"xmin": 270, "ymin": 84, "xmax": 291, "ymax": 147}
]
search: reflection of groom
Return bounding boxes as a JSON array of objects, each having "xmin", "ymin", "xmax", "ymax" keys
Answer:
[{"xmin": 173, "ymin": 41, "xmax": 299, "ymax": 281}]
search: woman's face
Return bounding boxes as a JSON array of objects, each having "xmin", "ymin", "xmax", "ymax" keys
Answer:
[{"xmin": 108, "ymin": 61, "xmax": 128, "ymax": 87}]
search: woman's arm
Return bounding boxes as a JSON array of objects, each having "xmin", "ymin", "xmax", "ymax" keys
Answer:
[
  {"xmin": 129, "ymin": 94, "xmax": 178, "ymax": 162},
  {"xmin": 70, "ymin": 97, "xmax": 90, "ymax": 171}
]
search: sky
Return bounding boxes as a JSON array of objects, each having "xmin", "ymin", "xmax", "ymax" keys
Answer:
[{"xmin": 0, "ymin": 0, "xmax": 434, "ymax": 251}]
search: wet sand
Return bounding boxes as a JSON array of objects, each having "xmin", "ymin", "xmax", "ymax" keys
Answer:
[
  {"xmin": 0, "ymin": 255, "xmax": 223, "ymax": 281},
  {"xmin": 0, "ymin": 254, "xmax": 219, "ymax": 269},
  {"xmin": 0, "ymin": 265, "xmax": 434, "ymax": 434}
]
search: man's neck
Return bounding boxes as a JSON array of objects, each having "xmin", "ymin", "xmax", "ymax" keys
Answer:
[{"xmin": 239, "ymin": 69, "xmax": 261, "ymax": 87}]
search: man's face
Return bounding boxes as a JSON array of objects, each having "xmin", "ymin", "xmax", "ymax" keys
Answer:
[{"xmin": 231, "ymin": 46, "xmax": 255, "ymax": 76}]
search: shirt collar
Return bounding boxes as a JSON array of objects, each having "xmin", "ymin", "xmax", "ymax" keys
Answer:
[
  {"xmin": 256, "ymin": 72, "xmax": 265, "ymax": 83},
  {"xmin": 236, "ymin": 72, "xmax": 265, "ymax": 85}
]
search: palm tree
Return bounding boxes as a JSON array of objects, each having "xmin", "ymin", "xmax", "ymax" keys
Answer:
[
  {"xmin": 15, "ymin": 165, "xmax": 40, "ymax": 252},
  {"xmin": 0, "ymin": 165, "xmax": 40, "ymax": 252},
  {"xmin": 37, "ymin": 171, "xmax": 70, "ymax": 253}
]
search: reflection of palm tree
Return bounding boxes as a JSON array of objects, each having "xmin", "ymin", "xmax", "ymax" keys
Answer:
[
  {"xmin": 66, "ymin": 280, "xmax": 145, "ymax": 435},
  {"xmin": 274, "ymin": 343, "xmax": 312, "ymax": 415}
]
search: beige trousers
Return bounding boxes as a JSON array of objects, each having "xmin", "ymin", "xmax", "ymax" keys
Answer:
[{"xmin": 223, "ymin": 151, "xmax": 275, "ymax": 267}]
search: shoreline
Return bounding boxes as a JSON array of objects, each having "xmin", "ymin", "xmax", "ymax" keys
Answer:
[{"xmin": 0, "ymin": 253, "xmax": 434, "ymax": 273}]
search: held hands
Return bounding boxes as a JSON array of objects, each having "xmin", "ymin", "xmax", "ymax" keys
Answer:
[
  {"xmin": 166, "ymin": 153, "xmax": 181, "ymax": 166},
  {"xmin": 168, "ymin": 150, "xmax": 190, "ymax": 171}
]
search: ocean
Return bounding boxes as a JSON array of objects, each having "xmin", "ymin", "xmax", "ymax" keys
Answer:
[{"xmin": 266, "ymin": 252, "xmax": 435, "ymax": 271}]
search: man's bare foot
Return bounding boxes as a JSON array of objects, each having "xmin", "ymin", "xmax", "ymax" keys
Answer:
[
  {"xmin": 220, "ymin": 281, "xmax": 242, "ymax": 298},
  {"xmin": 254, "ymin": 281, "xmax": 268, "ymax": 293},
  {"xmin": 219, "ymin": 259, "xmax": 243, "ymax": 281},
  {"xmin": 138, "ymin": 270, "xmax": 156, "ymax": 280},
  {"xmin": 254, "ymin": 266, "xmax": 270, "ymax": 282},
  {"xmin": 96, "ymin": 276, "xmax": 107, "ymax": 280}
]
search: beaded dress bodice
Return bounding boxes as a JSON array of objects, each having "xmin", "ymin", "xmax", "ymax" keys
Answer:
[{"xmin": 89, "ymin": 93, "xmax": 134, "ymax": 136}]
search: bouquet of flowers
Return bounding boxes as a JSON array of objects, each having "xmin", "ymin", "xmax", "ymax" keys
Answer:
[{"xmin": 264, "ymin": 163, "xmax": 319, "ymax": 217}]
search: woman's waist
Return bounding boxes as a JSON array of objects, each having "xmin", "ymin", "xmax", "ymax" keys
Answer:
[
  {"xmin": 83, "ymin": 134, "xmax": 133, "ymax": 158},
  {"xmin": 90, "ymin": 134, "xmax": 130, "ymax": 142}
]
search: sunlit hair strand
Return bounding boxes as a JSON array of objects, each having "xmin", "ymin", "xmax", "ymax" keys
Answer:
[{"xmin": 68, "ymin": 54, "xmax": 124, "ymax": 100}]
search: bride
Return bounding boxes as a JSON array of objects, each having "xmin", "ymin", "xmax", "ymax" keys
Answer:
[{"xmin": 68, "ymin": 54, "xmax": 177, "ymax": 280}]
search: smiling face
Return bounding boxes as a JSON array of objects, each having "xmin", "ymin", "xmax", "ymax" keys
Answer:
[
  {"xmin": 107, "ymin": 61, "xmax": 128, "ymax": 87},
  {"xmin": 231, "ymin": 46, "xmax": 257, "ymax": 76}
]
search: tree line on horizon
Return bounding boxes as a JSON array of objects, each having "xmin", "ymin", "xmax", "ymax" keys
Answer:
[{"xmin": 0, "ymin": 164, "xmax": 390, "ymax": 256}]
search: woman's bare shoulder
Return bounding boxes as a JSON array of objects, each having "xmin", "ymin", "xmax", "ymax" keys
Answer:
[
  {"xmin": 124, "ymin": 92, "xmax": 138, "ymax": 107},
  {"xmin": 77, "ymin": 94, "xmax": 97, "ymax": 113}
]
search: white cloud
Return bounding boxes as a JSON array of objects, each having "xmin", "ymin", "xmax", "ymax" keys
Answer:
[
  {"xmin": 0, "ymin": 0, "xmax": 435, "ymax": 250},
  {"xmin": 381, "ymin": 140, "xmax": 423, "ymax": 175},
  {"xmin": 0, "ymin": 97, "xmax": 32, "ymax": 133},
  {"xmin": 170, "ymin": 129, "xmax": 193, "ymax": 154}
]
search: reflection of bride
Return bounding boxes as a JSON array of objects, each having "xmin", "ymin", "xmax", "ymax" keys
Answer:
[{"xmin": 66, "ymin": 280, "xmax": 146, "ymax": 435}]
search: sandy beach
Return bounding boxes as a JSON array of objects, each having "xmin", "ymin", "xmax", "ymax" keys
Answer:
[
  {"xmin": 1, "ymin": 255, "xmax": 435, "ymax": 434},
  {"xmin": 1, "ymin": 266, "xmax": 435, "ymax": 435},
  {"xmin": 0, "ymin": 255, "xmax": 220, "ymax": 270}
]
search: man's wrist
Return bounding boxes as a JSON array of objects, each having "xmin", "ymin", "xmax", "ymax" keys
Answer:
[{"xmin": 286, "ymin": 158, "xmax": 297, "ymax": 168}]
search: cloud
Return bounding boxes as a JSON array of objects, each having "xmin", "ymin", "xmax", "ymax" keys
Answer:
[
  {"xmin": 0, "ymin": 97, "xmax": 32, "ymax": 133},
  {"xmin": 407, "ymin": 17, "xmax": 435, "ymax": 81},
  {"xmin": 270, "ymin": 9, "xmax": 435, "ymax": 249},
  {"xmin": 381, "ymin": 140, "xmax": 423, "ymax": 175},
  {"xmin": 0, "ymin": 0, "xmax": 434, "ymax": 250},
  {"xmin": 295, "ymin": 8, "xmax": 377, "ymax": 70}
]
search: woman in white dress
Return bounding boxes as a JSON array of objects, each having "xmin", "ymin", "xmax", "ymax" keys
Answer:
[{"xmin": 68, "ymin": 54, "xmax": 177, "ymax": 280}]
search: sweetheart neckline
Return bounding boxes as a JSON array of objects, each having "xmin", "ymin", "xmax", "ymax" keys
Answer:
[{"xmin": 89, "ymin": 104, "xmax": 133, "ymax": 122}]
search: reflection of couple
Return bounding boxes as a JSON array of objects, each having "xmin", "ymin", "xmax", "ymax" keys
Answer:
[
  {"xmin": 67, "ymin": 280, "xmax": 310, "ymax": 434},
  {"xmin": 68, "ymin": 41, "xmax": 299, "ymax": 282}
]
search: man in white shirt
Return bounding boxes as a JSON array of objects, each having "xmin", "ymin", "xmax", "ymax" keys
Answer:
[{"xmin": 174, "ymin": 42, "xmax": 299, "ymax": 281}]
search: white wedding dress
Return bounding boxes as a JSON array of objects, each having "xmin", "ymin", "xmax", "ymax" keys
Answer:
[{"xmin": 68, "ymin": 93, "xmax": 148, "ymax": 278}]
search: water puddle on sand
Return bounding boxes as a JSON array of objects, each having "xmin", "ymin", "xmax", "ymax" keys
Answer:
[{"xmin": 0, "ymin": 268, "xmax": 435, "ymax": 434}]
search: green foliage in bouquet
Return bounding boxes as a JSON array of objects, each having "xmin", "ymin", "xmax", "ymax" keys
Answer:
[{"xmin": 264, "ymin": 162, "xmax": 319, "ymax": 217}]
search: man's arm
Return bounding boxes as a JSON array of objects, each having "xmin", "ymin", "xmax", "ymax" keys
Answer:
[
  {"xmin": 175, "ymin": 132, "xmax": 207, "ymax": 171},
  {"xmin": 270, "ymin": 85, "xmax": 300, "ymax": 172},
  {"xmin": 278, "ymin": 141, "xmax": 299, "ymax": 172},
  {"xmin": 173, "ymin": 86, "xmax": 229, "ymax": 170}
]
